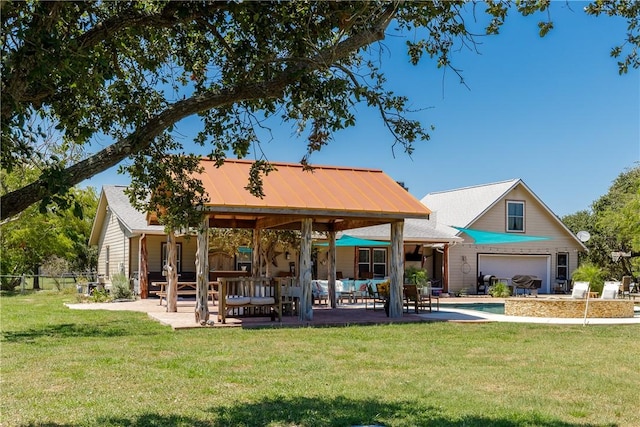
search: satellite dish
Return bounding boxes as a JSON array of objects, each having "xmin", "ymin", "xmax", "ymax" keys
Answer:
[{"xmin": 577, "ymin": 231, "xmax": 591, "ymax": 242}]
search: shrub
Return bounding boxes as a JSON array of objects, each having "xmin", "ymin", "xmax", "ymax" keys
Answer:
[
  {"xmin": 571, "ymin": 263, "xmax": 605, "ymax": 295},
  {"xmin": 489, "ymin": 281, "xmax": 511, "ymax": 298},
  {"xmin": 90, "ymin": 288, "xmax": 110, "ymax": 302},
  {"xmin": 109, "ymin": 273, "xmax": 133, "ymax": 300}
]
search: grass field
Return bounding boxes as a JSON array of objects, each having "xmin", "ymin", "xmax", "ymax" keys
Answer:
[{"xmin": 1, "ymin": 291, "xmax": 639, "ymax": 426}]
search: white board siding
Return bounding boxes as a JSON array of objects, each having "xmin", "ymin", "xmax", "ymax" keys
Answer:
[
  {"xmin": 97, "ymin": 211, "xmax": 129, "ymax": 279},
  {"xmin": 478, "ymin": 254, "xmax": 551, "ymax": 293},
  {"xmin": 443, "ymin": 182, "xmax": 584, "ymax": 295}
]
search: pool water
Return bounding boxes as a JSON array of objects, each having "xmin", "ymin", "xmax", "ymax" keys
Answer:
[{"xmin": 441, "ymin": 302, "xmax": 505, "ymax": 314}]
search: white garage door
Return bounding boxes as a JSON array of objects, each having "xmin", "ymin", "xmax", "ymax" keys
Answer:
[{"xmin": 478, "ymin": 254, "xmax": 551, "ymax": 293}]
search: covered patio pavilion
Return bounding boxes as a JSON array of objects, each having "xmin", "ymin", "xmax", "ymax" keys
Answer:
[{"xmin": 144, "ymin": 158, "xmax": 433, "ymax": 324}]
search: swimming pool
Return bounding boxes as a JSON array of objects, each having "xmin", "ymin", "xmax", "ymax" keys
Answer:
[{"xmin": 441, "ymin": 302, "xmax": 505, "ymax": 314}]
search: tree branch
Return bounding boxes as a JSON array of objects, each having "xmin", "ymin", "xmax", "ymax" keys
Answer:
[{"xmin": 1, "ymin": 4, "xmax": 397, "ymax": 220}]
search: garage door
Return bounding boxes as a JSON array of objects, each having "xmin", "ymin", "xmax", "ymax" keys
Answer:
[{"xmin": 478, "ymin": 254, "xmax": 550, "ymax": 293}]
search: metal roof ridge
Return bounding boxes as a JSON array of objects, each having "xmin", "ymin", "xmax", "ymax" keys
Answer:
[
  {"xmin": 425, "ymin": 178, "xmax": 519, "ymax": 196},
  {"xmin": 211, "ymin": 157, "xmax": 384, "ymax": 173}
]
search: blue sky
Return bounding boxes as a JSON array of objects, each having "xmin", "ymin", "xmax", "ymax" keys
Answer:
[{"xmin": 84, "ymin": 3, "xmax": 639, "ymax": 218}]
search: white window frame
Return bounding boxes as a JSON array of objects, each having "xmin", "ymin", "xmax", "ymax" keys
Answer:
[
  {"xmin": 506, "ymin": 200, "xmax": 525, "ymax": 232},
  {"xmin": 358, "ymin": 247, "xmax": 388, "ymax": 278},
  {"xmin": 556, "ymin": 252, "xmax": 568, "ymax": 281},
  {"xmin": 372, "ymin": 248, "xmax": 387, "ymax": 277},
  {"xmin": 358, "ymin": 248, "xmax": 371, "ymax": 276}
]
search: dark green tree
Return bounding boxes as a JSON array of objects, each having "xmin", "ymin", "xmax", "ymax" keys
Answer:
[
  {"xmin": 563, "ymin": 165, "xmax": 640, "ymax": 279},
  {"xmin": 2, "ymin": 1, "xmax": 639, "ymax": 223},
  {"xmin": 0, "ymin": 183, "xmax": 97, "ymax": 290}
]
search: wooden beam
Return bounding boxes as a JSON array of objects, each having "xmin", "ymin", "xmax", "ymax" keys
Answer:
[
  {"xmin": 328, "ymin": 231, "xmax": 337, "ymax": 308},
  {"xmin": 208, "ymin": 218, "xmax": 257, "ymax": 229},
  {"xmin": 255, "ymin": 215, "xmax": 304, "ymax": 230},
  {"xmin": 443, "ymin": 243, "xmax": 449, "ymax": 293},
  {"xmin": 328, "ymin": 219, "xmax": 391, "ymax": 231},
  {"xmin": 388, "ymin": 221, "xmax": 404, "ymax": 318},
  {"xmin": 204, "ymin": 205, "xmax": 429, "ymax": 220},
  {"xmin": 139, "ymin": 234, "xmax": 148, "ymax": 299},
  {"xmin": 299, "ymin": 218, "xmax": 313, "ymax": 321},
  {"xmin": 252, "ymin": 228, "xmax": 261, "ymax": 277},
  {"xmin": 194, "ymin": 216, "xmax": 210, "ymax": 325},
  {"xmin": 166, "ymin": 230, "xmax": 178, "ymax": 313}
]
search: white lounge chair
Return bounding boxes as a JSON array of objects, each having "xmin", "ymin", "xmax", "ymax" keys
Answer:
[
  {"xmin": 571, "ymin": 281, "xmax": 589, "ymax": 299},
  {"xmin": 601, "ymin": 281, "xmax": 620, "ymax": 299}
]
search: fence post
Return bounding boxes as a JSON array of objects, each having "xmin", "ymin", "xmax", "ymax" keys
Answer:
[{"xmin": 20, "ymin": 274, "xmax": 26, "ymax": 294}]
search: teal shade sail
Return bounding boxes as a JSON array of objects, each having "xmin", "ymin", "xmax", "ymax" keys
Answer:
[
  {"xmin": 315, "ymin": 234, "xmax": 390, "ymax": 247},
  {"xmin": 453, "ymin": 227, "xmax": 551, "ymax": 244}
]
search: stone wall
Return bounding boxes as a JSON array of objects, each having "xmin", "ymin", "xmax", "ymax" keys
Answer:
[{"xmin": 505, "ymin": 298, "xmax": 635, "ymax": 318}]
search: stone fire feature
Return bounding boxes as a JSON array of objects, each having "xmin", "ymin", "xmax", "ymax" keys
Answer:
[{"xmin": 505, "ymin": 298, "xmax": 635, "ymax": 318}]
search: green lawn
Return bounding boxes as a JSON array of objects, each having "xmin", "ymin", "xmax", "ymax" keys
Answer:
[{"xmin": 1, "ymin": 291, "xmax": 639, "ymax": 427}]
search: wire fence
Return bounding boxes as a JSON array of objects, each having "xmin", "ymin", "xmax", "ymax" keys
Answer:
[{"xmin": 0, "ymin": 273, "xmax": 98, "ymax": 292}]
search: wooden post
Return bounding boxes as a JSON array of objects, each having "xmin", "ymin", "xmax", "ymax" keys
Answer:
[
  {"xmin": 139, "ymin": 233, "xmax": 148, "ymax": 298},
  {"xmin": 328, "ymin": 231, "xmax": 337, "ymax": 308},
  {"xmin": 388, "ymin": 220, "xmax": 404, "ymax": 318},
  {"xmin": 252, "ymin": 228, "xmax": 260, "ymax": 277},
  {"xmin": 442, "ymin": 243, "xmax": 449, "ymax": 293},
  {"xmin": 195, "ymin": 216, "xmax": 210, "ymax": 324},
  {"xmin": 166, "ymin": 230, "xmax": 178, "ymax": 312},
  {"xmin": 299, "ymin": 218, "xmax": 313, "ymax": 321}
]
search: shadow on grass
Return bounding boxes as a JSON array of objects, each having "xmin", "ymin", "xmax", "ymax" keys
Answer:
[
  {"xmin": 23, "ymin": 396, "xmax": 617, "ymax": 427},
  {"xmin": 1, "ymin": 321, "xmax": 152, "ymax": 342}
]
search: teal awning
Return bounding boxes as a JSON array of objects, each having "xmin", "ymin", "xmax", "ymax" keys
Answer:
[
  {"xmin": 453, "ymin": 227, "xmax": 551, "ymax": 244},
  {"xmin": 315, "ymin": 234, "xmax": 389, "ymax": 247}
]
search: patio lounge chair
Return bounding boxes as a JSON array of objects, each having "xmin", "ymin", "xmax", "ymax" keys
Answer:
[
  {"xmin": 601, "ymin": 281, "xmax": 620, "ymax": 299},
  {"xmin": 571, "ymin": 281, "xmax": 589, "ymax": 299},
  {"xmin": 620, "ymin": 276, "xmax": 633, "ymax": 298}
]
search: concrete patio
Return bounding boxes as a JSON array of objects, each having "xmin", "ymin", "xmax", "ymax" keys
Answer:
[{"xmin": 65, "ymin": 296, "xmax": 640, "ymax": 329}]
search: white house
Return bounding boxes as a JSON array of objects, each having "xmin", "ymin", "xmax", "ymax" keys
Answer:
[{"xmin": 348, "ymin": 179, "xmax": 587, "ymax": 295}]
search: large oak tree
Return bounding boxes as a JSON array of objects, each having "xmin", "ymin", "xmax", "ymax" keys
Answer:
[{"xmin": 2, "ymin": 1, "xmax": 639, "ymax": 222}]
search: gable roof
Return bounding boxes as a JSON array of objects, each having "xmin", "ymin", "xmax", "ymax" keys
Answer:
[
  {"xmin": 421, "ymin": 179, "xmax": 587, "ymax": 249},
  {"xmin": 89, "ymin": 186, "xmax": 164, "ymax": 245},
  {"xmin": 421, "ymin": 179, "xmax": 519, "ymax": 228},
  {"xmin": 90, "ymin": 159, "xmax": 432, "ymax": 245},
  {"xmin": 187, "ymin": 159, "xmax": 431, "ymax": 231}
]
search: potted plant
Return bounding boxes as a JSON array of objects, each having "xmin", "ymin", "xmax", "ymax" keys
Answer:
[{"xmin": 408, "ymin": 269, "xmax": 431, "ymax": 296}]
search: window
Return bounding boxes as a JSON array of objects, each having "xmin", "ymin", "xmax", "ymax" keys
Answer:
[
  {"xmin": 557, "ymin": 253, "xmax": 568, "ymax": 281},
  {"xmin": 358, "ymin": 248, "xmax": 370, "ymax": 276},
  {"xmin": 506, "ymin": 201, "xmax": 525, "ymax": 232},
  {"xmin": 358, "ymin": 247, "xmax": 387, "ymax": 278},
  {"xmin": 161, "ymin": 242, "xmax": 182, "ymax": 273},
  {"xmin": 373, "ymin": 248, "xmax": 387, "ymax": 277}
]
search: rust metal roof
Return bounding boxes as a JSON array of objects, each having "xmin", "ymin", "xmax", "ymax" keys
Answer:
[{"xmin": 190, "ymin": 159, "xmax": 431, "ymax": 232}]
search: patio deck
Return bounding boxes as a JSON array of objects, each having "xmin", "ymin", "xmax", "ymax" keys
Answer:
[
  {"xmin": 66, "ymin": 298, "xmax": 437, "ymax": 330},
  {"xmin": 65, "ymin": 296, "xmax": 640, "ymax": 329}
]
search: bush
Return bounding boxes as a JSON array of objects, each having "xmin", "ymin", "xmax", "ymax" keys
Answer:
[
  {"xmin": 571, "ymin": 262, "xmax": 605, "ymax": 295},
  {"xmin": 489, "ymin": 281, "xmax": 511, "ymax": 298},
  {"xmin": 110, "ymin": 273, "xmax": 133, "ymax": 300},
  {"xmin": 90, "ymin": 288, "xmax": 110, "ymax": 302}
]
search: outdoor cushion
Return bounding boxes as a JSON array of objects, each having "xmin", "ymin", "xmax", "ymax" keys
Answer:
[
  {"xmin": 225, "ymin": 296, "xmax": 251, "ymax": 306},
  {"xmin": 571, "ymin": 282, "xmax": 589, "ymax": 299},
  {"xmin": 250, "ymin": 297, "xmax": 275, "ymax": 305}
]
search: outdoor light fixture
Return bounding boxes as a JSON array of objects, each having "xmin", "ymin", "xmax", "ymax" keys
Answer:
[{"xmin": 285, "ymin": 251, "xmax": 291, "ymax": 260}]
